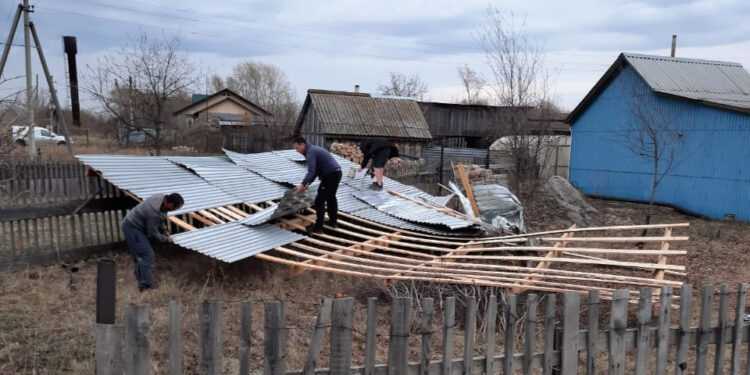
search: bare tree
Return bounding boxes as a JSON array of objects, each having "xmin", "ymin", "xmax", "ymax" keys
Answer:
[
  {"xmin": 0, "ymin": 76, "xmax": 24, "ymax": 202},
  {"xmin": 480, "ymin": 7, "xmax": 556, "ymax": 196},
  {"xmin": 457, "ymin": 65, "xmax": 487, "ymax": 104},
  {"xmin": 85, "ymin": 33, "xmax": 195, "ymax": 154},
  {"xmin": 377, "ymin": 72, "xmax": 429, "ymax": 100},
  {"xmin": 212, "ymin": 62, "xmax": 298, "ymax": 126},
  {"xmin": 622, "ymin": 80, "xmax": 685, "ymax": 226}
]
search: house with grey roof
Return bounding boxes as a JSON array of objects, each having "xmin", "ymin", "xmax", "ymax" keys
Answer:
[
  {"xmin": 568, "ymin": 52, "xmax": 750, "ymax": 220},
  {"xmin": 294, "ymin": 89, "xmax": 433, "ymax": 158}
]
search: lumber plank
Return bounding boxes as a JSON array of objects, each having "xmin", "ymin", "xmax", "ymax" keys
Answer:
[
  {"xmin": 475, "ymin": 222, "xmax": 690, "ymax": 244},
  {"xmin": 540, "ymin": 235, "xmax": 688, "ymax": 243},
  {"xmin": 302, "ymin": 298, "xmax": 333, "ymax": 375},
  {"xmin": 513, "ymin": 225, "xmax": 575, "ymax": 294},
  {"xmin": 654, "ymin": 227, "xmax": 673, "ymax": 280},
  {"xmin": 168, "ymin": 216, "xmax": 195, "ymax": 231},
  {"xmin": 454, "ymin": 163, "xmax": 480, "ymax": 217},
  {"xmin": 199, "ymin": 210, "xmax": 226, "ymax": 224}
]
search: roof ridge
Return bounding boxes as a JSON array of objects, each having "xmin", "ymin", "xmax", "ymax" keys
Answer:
[{"xmin": 623, "ymin": 52, "xmax": 743, "ymax": 67}]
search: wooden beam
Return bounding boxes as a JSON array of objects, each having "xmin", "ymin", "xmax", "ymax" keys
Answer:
[
  {"xmin": 189, "ymin": 212, "xmax": 215, "ymax": 227},
  {"xmin": 225, "ymin": 205, "xmax": 250, "ymax": 218},
  {"xmin": 474, "ymin": 222, "xmax": 690, "ymax": 244},
  {"xmin": 216, "ymin": 206, "xmax": 245, "ymax": 220},
  {"xmin": 513, "ymin": 225, "xmax": 575, "ymax": 294},
  {"xmin": 208, "ymin": 208, "xmax": 236, "ymax": 222},
  {"xmin": 654, "ymin": 227, "xmax": 673, "ymax": 281},
  {"xmin": 199, "ymin": 210, "xmax": 226, "ymax": 224},
  {"xmin": 300, "ymin": 231, "xmax": 402, "ymax": 267},
  {"xmin": 538, "ymin": 236, "xmax": 688, "ymax": 243},
  {"xmin": 168, "ymin": 216, "xmax": 196, "ymax": 231},
  {"xmin": 453, "ymin": 163, "xmax": 480, "ymax": 217}
]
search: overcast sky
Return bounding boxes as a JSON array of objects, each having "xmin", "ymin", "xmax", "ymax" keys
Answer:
[{"xmin": 1, "ymin": 0, "xmax": 749, "ymax": 111}]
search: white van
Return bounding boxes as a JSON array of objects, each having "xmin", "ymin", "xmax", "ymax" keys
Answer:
[{"xmin": 11, "ymin": 126, "xmax": 69, "ymax": 146}]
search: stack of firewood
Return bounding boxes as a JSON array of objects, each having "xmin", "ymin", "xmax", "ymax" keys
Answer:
[{"xmin": 330, "ymin": 142, "xmax": 364, "ymax": 164}]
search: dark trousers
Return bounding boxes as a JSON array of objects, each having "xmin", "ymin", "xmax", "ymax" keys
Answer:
[
  {"xmin": 122, "ymin": 221, "xmax": 155, "ymax": 289},
  {"xmin": 314, "ymin": 170, "xmax": 342, "ymax": 228}
]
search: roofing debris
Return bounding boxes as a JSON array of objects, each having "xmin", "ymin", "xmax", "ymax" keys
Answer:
[{"xmin": 77, "ymin": 149, "xmax": 689, "ymax": 299}]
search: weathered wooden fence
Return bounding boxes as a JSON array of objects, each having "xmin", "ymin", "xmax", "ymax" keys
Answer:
[
  {"xmin": 96, "ymin": 285, "xmax": 750, "ymax": 375},
  {"xmin": 0, "ymin": 161, "xmax": 121, "ymax": 208},
  {"xmin": 0, "ymin": 208, "xmax": 127, "ymax": 267}
]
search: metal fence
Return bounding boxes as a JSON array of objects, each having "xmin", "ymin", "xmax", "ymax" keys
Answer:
[{"xmin": 94, "ymin": 286, "xmax": 749, "ymax": 375}]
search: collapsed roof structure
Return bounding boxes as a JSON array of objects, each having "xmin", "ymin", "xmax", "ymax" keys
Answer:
[{"xmin": 77, "ymin": 149, "xmax": 688, "ymax": 300}]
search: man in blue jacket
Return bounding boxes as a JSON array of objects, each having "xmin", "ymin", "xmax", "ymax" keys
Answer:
[
  {"xmin": 294, "ymin": 136, "xmax": 342, "ymax": 233},
  {"xmin": 121, "ymin": 193, "xmax": 184, "ymax": 291}
]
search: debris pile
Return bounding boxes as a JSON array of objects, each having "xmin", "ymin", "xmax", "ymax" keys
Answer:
[{"xmin": 543, "ymin": 176, "xmax": 598, "ymax": 226}]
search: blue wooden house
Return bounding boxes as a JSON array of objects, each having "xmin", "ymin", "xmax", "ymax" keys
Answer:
[{"xmin": 567, "ymin": 53, "xmax": 750, "ymax": 220}]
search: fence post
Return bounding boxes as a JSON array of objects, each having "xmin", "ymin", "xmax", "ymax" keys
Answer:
[
  {"xmin": 388, "ymin": 297, "xmax": 412, "ymax": 375},
  {"xmin": 543, "ymin": 294, "xmax": 556, "ymax": 375},
  {"xmin": 239, "ymin": 302, "xmax": 252, "ymax": 375},
  {"xmin": 420, "ymin": 298, "xmax": 435, "ymax": 375},
  {"xmin": 200, "ymin": 300, "xmax": 223, "ymax": 375},
  {"xmin": 695, "ymin": 285, "xmax": 714, "ymax": 375},
  {"xmin": 561, "ymin": 292, "xmax": 580, "ymax": 375},
  {"xmin": 521, "ymin": 294, "xmax": 537, "ymax": 375},
  {"xmin": 330, "ymin": 297, "xmax": 354, "ymax": 375},
  {"xmin": 585, "ymin": 291, "xmax": 599, "ymax": 375},
  {"xmin": 365, "ymin": 297, "xmax": 377, "ymax": 375},
  {"xmin": 95, "ymin": 323, "xmax": 123, "ymax": 375},
  {"xmin": 504, "ymin": 294, "xmax": 517, "ymax": 375},
  {"xmin": 675, "ymin": 285, "xmax": 692, "ymax": 375},
  {"xmin": 125, "ymin": 305, "xmax": 151, "ymax": 375},
  {"xmin": 264, "ymin": 301, "xmax": 286, "ymax": 375},
  {"xmin": 442, "ymin": 297, "xmax": 456, "ymax": 375},
  {"xmin": 464, "ymin": 297, "xmax": 477, "ymax": 375},
  {"xmin": 96, "ymin": 260, "xmax": 116, "ymax": 324},
  {"xmin": 731, "ymin": 284, "xmax": 748, "ymax": 375},
  {"xmin": 168, "ymin": 301, "xmax": 183, "ymax": 375},
  {"xmin": 608, "ymin": 289, "xmax": 629, "ymax": 375},
  {"xmin": 715, "ymin": 284, "xmax": 729, "ymax": 375},
  {"xmin": 655, "ymin": 287, "xmax": 672, "ymax": 375},
  {"xmin": 485, "ymin": 295, "xmax": 498, "ymax": 375},
  {"xmin": 635, "ymin": 288, "xmax": 653, "ymax": 375},
  {"xmin": 303, "ymin": 298, "xmax": 333, "ymax": 375}
]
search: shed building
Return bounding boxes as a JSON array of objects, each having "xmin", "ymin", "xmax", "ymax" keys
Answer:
[{"xmin": 568, "ymin": 52, "xmax": 750, "ymax": 220}]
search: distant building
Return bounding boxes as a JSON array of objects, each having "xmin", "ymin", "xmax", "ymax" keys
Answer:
[
  {"xmin": 173, "ymin": 88, "xmax": 273, "ymax": 129},
  {"xmin": 294, "ymin": 89, "xmax": 432, "ymax": 157},
  {"xmin": 568, "ymin": 53, "xmax": 750, "ymax": 220}
]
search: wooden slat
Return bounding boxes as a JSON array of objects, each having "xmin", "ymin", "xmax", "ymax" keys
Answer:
[
  {"xmin": 715, "ymin": 285, "xmax": 729, "ymax": 375},
  {"xmin": 216, "ymin": 206, "xmax": 245, "ymax": 220},
  {"xmin": 420, "ymin": 298, "xmax": 435, "ymax": 375},
  {"xmin": 168, "ymin": 216, "xmax": 196, "ymax": 231},
  {"xmin": 654, "ymin": 227, "xmax": 673, "ymax": 280},
  {"xmin": 609, "ymin": 289, "xmax": 629, "ymax": 375},
  {"xmin": 364, "ymin": 298, "xmax": 377, "ymax": 375},
  {"xmin": 513, "ymin": 225, "xmax": 575, "ymax": 294},
  {"xmin": 442, "ymin": 297, "xmax": 456, "ymax": 375},
  {"xmin": 523, "ymin": 294, "xmax": 537, "ymax": 375},
  {"xmin": 209, "ymin": 208, "xmax": 237, "ymax": 222},
  {"xmin": 635, "ymin": 288, "xmax": 653, "ymax": 375},
  {"xmin": 453, "ymin": 255, "xmax": 685, "ymax": 272},
  {"xmin": 200, "ymin": 301, "xmax": 223, "ymax": 375},
  {"xmin": 463, "ymin": 297, "xmax": 477, "ymax": 375},
  {"xmin": 453, "ymin": 163, "xmax": 479, "ymax": 216},
  {"xmin": 168, "ymin": 301, "xmax": 182, "ymax": 375},
  {"xmin": 731, "ymin": 284, "xmax": 748, "ymax": 375},
  {"xmin": 388, "ymin": 298, "xmax": 411, "ymax": 375},
  {"xmin": 303, "ymin": 299, "xmax": 333, "ymax": 375},
  {"xmin": 586, "ymin": 291, "xmax": 600, "ymax": 375},
  {"xmin": 264, "ymin": 301, "xmax": 286, "ymax": 375},
  {"xmin": 695, "ymin": 286, "xmax": 714, "ymax": 375},
  {"xmin": 330, "ymin": 298, "xmax": 354, "ymax": 375},
  {"xmin": 675, "ymin": 285, "xmax": 692, "ymax": 375},
  {"xmin": 504, "ymin": 294, "xmax": 517, "ymax": 375},
  {"xmin": 95, "ymin": 324, "xmax": 123, "ymax": 375},
  {"xmin": 656, "ymin": 287, "xmax": 672, "ymax": 375},
  {"xmin": 539, "ymin": 236, "xmax": 688, "ymax": 243},
  {"xmin": 561, "ymin": 292, "xmax": 580, "ymax": 375},
  {"xmin": 189, "ymin": 212, "xmax": 215, "ymax": 227},
  {"xmin": 199, "ymin": 210, "xmax": 226, "ymax": 224},
  {"xmin": 239, "ymin": 302, "xmax": 252, "ymax": 375},
  {"xmin": 486, "ymin": 295, "xmax": 498, "ymax": 375}
]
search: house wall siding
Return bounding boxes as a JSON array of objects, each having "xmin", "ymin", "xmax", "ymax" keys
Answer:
[{"xmin": 570, "ymin": 65, "xmax": 750, "ymax": 220}]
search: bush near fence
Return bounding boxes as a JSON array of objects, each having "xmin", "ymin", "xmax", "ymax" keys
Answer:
[{"xmin": 93, "ymin": 286, "xmax": 750, "ymax": 375}]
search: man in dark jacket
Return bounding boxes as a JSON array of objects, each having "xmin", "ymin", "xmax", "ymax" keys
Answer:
[
  {"xmin": 360, "ymin": 138, "xmax": 399, "ymax": 190},
  {"xmin": 293, "ymin": 136, "xmax": 342, "ymax": 233},
  {"xmin": 122, "ymin": 193, "xmax": 184, "ymax": 291}
]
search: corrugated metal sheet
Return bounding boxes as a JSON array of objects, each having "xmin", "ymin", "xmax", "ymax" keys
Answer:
[
  {"xmin": 167, "ymin": 156, "xmax": 288, "ymax": 204},
  {"xmin": 171, "ymin": 222, "xmax": 304, "ymax": 263},
  {"xmin": 76, "ymin": 155, "xmax": 241, "ymax": 216},
  {"xmin": 224, "ymin": 149, "xmax": 308, "ymax": 185},
  {"xmin": 348, "ymin": 207, "xmax": 457, "ymax": 236},
  {"xmin": 309, "ymin": 92, "xmax": 432, "ymax": 140},
  {"xmin": 352, "ymin": 189, "xmax": 474, "ymax": 230},
  {"xmin": 624, "ymin": 53, "xmax": 750, "ymax": 110}
]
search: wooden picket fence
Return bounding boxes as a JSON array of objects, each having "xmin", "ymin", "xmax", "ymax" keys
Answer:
[
  {"xmin": 95, "ymin": 285, "xmax": 750, "ymax": 375},
  {"xmin": 0, "ymin": 208, "xmax": 127, "ymax": 267},
  {"xmin": 0, "ymin": 160, "xmax": 121, "ymax": 208}
]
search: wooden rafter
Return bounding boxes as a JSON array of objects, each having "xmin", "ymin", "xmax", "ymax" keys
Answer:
[{"xmin": 512, "ymin": 225, "xmax": 575, "ymax": 294}]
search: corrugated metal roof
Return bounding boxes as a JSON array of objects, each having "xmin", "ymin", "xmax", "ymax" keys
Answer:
[
  {"xmin": 348, "ymin": 207, "xmax": 458, "ymax": 236},
  {"xmin": 76, "ymin": 155, "xmax": 242, "ymax": 216},
  {"xmin": 167, "ymin": 156, "xmax": 287, "ymax": 204},
  {"xmin": 224, "ymin": 149, "xmax": 308, "ymax": 185},
  {"xmin": 303, "ymin": 91, "xmax": 432, "ymax": 140},
  {"xmin": 352, "ymin": 189, "xmax": 474, "ymax": 230},
  {"xmin": 171, "ymin": 222, "xmax": 304, "ymax": 262}
]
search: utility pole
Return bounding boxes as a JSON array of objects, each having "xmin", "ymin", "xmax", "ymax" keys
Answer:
[
  {"xmin": 0, "ymin": 0, "xmax": 74, "ymax": 158},
  {"xmin": 671, "ymin": 34, "xmax": 677, "ymax": 58},
  {"xmin": 23, "ymin": 0, "xmax": 36, "ymax": 158}
]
